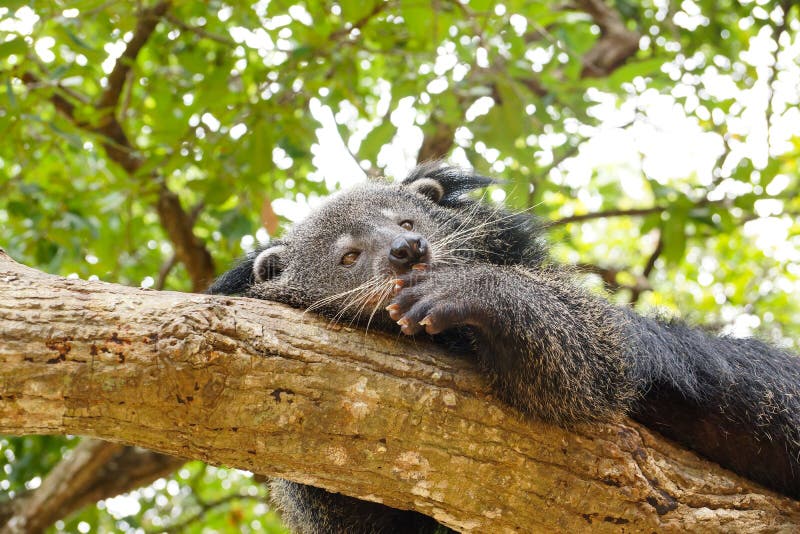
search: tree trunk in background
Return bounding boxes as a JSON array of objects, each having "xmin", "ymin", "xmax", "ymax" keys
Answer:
[{"xmin": 0, "ymin": 251, "xmax": 798, "ymax": 533}]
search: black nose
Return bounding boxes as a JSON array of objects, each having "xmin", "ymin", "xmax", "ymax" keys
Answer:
[{"xmin": 389, "ymin": 233, "xmax": 429, "ymax": 270}]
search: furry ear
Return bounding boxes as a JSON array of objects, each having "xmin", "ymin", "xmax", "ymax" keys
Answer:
[
  {"xmin": 206, "ymin": 241, "xmax": 287, "ymax": 295},
  {"xmin": 253, "ymin": 244, "xmax": 286, "ymax": 283},
  {"xmin": 405, "ymin": 177, "xmax": 445, "ymax": 203},
  {"xmin": 402, "ymin": 162, "xmax": 495, "ymax": 207},
  {"xmin": 205, "ymin": 241, "xmax": 287, "ymax": 296}
]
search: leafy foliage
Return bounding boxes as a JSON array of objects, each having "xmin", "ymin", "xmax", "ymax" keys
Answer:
[{"xmin": 0, "ymin": 0, "xmax": 798, "ymax": 531}]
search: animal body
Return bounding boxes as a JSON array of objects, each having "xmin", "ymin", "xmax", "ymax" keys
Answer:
[{"xmin": 210, "ymin": 164, "xmax": 800, "ymax": 533}]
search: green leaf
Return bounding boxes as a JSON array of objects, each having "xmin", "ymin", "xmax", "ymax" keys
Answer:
[
  {"xmin": 640, "ymin": 213, "xmax": 660, "ymax": 235},
  {"xmin": 0, "ymin": 38, "xmax": 27, "ymax": 59},
  {"xmin": 399, "ymin": 1, "xmax": 433, "ymax": 47},
  {"xmin": 359, "ymin": 120, "xmax": 395, "ymax": 162},
  {"xmin": 0, "ymin": 0, "xmax": 28, "ymax": 10},
  {"xmin": 484, "ymin": 78, "xmax": 526, "ymax": 155},
  {"xmin": 5, "ymin": 78, "xmax": 18, "ymax": 110},
  {"xmin": 661, "ymin": 209, "xmax": 688, "ymax": 265},
  {"xmin": 468, "ymin": 0, "xmax": 494, "ymax": 12},
  {"xmin": 340, "ymin": 0, "xmax": 378, "ymax": 23},
  {"xmin": 733, "ymin": 193, "xmax": 759, "ymax": 210},
  {"xmin": 250, "ymin": 122, "xmax": 275, "ymax": 174},
  {"xmin": 56, "ymin": 27, "xmax": 104, "ymax": 62},
  {"xmin": 608, "ymin": 58, "xmax": 666, "ymax": 86}
]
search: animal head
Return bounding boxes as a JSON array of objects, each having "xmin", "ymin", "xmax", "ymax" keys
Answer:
[{"xmin": 224, "ymin": 164, "xmax": 544, "ymax": 325}]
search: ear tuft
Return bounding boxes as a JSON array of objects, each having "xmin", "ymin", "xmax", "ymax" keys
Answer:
[
  {"xmin": 406, "ymin": 177, "xmax": 445, "ymax": 203},
  {"xmin": 401, "ymin": 162, "xmax": 495, "ymax": 206},
  {"xmin": 253, "ymin": 245, "xmax": 285, "ymax": 282}
]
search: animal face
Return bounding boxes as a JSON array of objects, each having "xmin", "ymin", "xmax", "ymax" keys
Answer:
[{"xmin": 249, "ymin": 165, "xmax": 544, "ymax": 326}]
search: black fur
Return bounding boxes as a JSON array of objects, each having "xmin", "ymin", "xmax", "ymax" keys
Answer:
[
  {"xmin": 209, "ymin": 165, "xmax": 800, "ymax": 532},
  {"xmin": 403, "ymin": 161, "xmax": 494, "ymax": 207},
  {"xmin": 628, "ymin": 313, "xmax": 800, "ymax": 497},
  {"xmin": 206, "ymin": 249, "xmax": 260, "ymax": 296},
  {"xmin": 270, "ymin": 479, "xmax": 449, "ymax": 534}
]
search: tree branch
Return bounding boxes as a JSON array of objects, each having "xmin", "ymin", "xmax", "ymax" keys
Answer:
[
  {"xmin": 329, "ymin": 1, "xmax": 387, "ymax": 41},
  {"xmin": 157, "ymin": 492, "xmax": 261, "ymax": 533},
  {"xmin": 165, "ymin": 13, "xmax": 236, "ymax": 47},
  {"xmin": 18, "ymin": 73, "xmax": 80, "ymax": 118},
  {"xmin": 574, "ymin": 0, "xmax": 642, "ymax": 78},
  {"xmin": 418, "ymin": 120, "xmax": 457, "ymax": 163},
  {"xmin": 0, "ymin": 439, "xmax": 183, "ymax": 534},
  {"xmin": 1, "ymin": 251, "xmax": 797, "ymax": 532},
  {"xmin": 155, "ymin": 255, "xmax": 178, "ymax": 291},
  {"xmin": 549, "ymin": 206, "xmax": 664, "ymax": 226},
  {"xmin": 13, "ymin": 7, "xmax": 212, "ymax": 518},
  {"xmin": 1, "ymin": 440, "xmax": 119, "ymax": 534},
  {"xmin": 155, "ymin": 188, "xmax": 215, "ymax": 292},
  {"xmin": 629, "ymin": 231, "xmax": 663, "ymax": 305},
  {"xmin": 98, "ymin": 1, "xmax": 171, "ymax": 111}
]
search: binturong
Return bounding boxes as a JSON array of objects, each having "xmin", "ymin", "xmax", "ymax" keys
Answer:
[{"xmin": 209, "ymin": 163, "xmax": 800, "ymax": 533}]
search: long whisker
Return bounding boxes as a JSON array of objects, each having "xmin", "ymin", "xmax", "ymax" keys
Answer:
[
  {"xmin": 433, "ymin": 203, "xmax": 538, "ymax": 248},
  {"xmin": 304, "ymin": 276, "xmax": 388, "ymax": 329},
  {"xmin": 347, "ymin": 282, "xmax": 385, "ymax": 329},
  {"xmin": 432, "ymin": 209, "xmax": 507, "ymax": 249},
  {"xmin": 430, "ymin": 206, "xmax": 539, "ymax": 258},
  {"xmin": 427, "ymin": 202, "xmax": 544, "ymax": 266},
  {"xmin": 427, "ymin": 193, "xmax": 493, "ymax": 243},
  {"xmin": 329, "ymin": 279, "xmax": 387, "ymax": 328},
  {"xmin": 305, "ymin": 277, "xmax": 384, "ymax": 313},
  {"xmin": 328, "ymin": 273, "xmax": 396, "ymax": 330},
  {"xmin": 363, "ymin": 281, "xmax": 395, "ymax": 336},
  {"xmin": 426, "ymin": 192, "xmax": 489, "ymax": 242}
]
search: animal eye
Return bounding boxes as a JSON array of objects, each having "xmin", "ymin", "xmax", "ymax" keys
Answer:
[
  {"xmin": 341, "ymin": 251, "xmax": 360, "ymax": 266},
  {"xmin": 399, "ymin": 220, "xmax": 414, "ymax": 231}
]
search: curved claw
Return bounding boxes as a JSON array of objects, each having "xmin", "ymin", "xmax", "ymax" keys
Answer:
[{"xmin": 385, "ymin": 303, "xmax": 401, "ymax": 321}]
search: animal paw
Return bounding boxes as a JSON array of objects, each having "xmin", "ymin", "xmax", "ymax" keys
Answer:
[{"xmin": 386, "ymin": 270, "xmax": 490, "ymax": 336}]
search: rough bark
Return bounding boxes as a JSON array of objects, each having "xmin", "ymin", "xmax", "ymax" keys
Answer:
[{"xmin": 0, "ymin": 251, "xmax": 798, "ymax": 533}]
